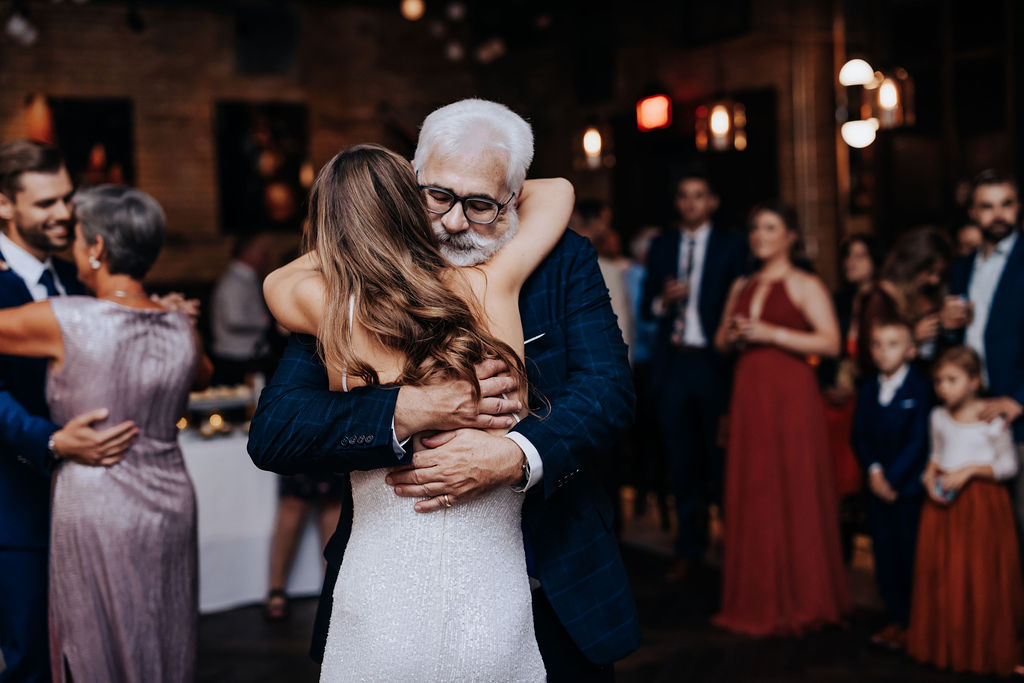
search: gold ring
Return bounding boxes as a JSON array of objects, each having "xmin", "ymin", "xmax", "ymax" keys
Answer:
[{"xmin": 440, "ymin": 494, "xmax": 452, "ymax": 508}]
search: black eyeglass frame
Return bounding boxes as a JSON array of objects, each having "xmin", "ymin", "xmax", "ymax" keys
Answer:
[{"xmin": 417, "ymin": 184, "xmax": 516, "ymax": 225}]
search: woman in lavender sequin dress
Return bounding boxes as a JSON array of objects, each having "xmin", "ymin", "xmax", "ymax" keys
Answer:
[{"xmin": 0, "ymin": 186, "xmax": 209, "ymax": 682}]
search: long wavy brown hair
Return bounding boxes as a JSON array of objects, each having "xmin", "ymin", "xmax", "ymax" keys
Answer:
[{"xmin": 303, "ymin": 143, "xmax": 526, "ymax": 399}]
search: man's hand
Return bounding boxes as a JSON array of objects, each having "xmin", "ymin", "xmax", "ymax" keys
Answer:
[
  {"xmin": 979, "ymin": 397, "xmax": 1024, "ymax": 424},
  {"xmin": 660, "ymin": 278, "xmax": 689, "ymax": 307},
  {"xmin": 868, "ymin": 468, "xmax": 898, "ymax": 503},
  {"xmin": 914, "ymin": 313, "xmax": 940, "ymax": 342},
  {"xmin": 51, "ymin": 408, "xmax": 138, "ymax": 467},
  {"xmin": 393, "ymin": 360, "xmax": 522, "ymax": 440},
  {"xmin": 939, "ymin": 295, "xmax": 971, "ymax": 330},
  {"xmin": 385, "ymin": 429, "xmax": 523, "ymax": 513}
]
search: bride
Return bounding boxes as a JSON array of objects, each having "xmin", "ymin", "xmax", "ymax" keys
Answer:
[{"xmin": 264, "ymin": 143, "xmax": 572, "ymax": 681}]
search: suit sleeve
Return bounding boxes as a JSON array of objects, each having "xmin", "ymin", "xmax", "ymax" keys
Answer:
[
  {"xmin": 0, "ymin": 383, "xmax": 57, "ymax": 475},
  {"xmin": 247, "ymin": 334, "xmax": 411, "ymax": 475},
  {"xmin": 511, "ymin": 242, "xmax": 636, "ymax": 499},
  {"xmin": 883, "ymin": 388, "xmax": 932, "ymax": 490}
]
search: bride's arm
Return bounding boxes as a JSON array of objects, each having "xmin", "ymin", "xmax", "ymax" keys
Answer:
[
  {"xmin": 263, "ymin": 252, "xmax": 326, "ymax": 335},
  {"xmin": 482, "ymin": 178, "xmax": 574, "ymax": 295},
  {"xmin": 0, "ymin": 301, "xmax": 63, "ymax": 360}
]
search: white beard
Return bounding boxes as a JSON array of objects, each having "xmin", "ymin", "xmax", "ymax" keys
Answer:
[{"xmin": 433, "ymin": 210, "xmax": 519, "ymax": 266}]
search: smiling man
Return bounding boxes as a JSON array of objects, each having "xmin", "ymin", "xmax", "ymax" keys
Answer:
[
  {"xmin": 940, "ymin": 169, "xmax": 1024, "ymax": 530},
  {"xmin": 0, "ymin": 140, "xmax": 137, "ymax": 682}
]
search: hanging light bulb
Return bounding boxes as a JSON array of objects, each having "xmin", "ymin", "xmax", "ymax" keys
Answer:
[
  {"xmin": 635, "ymin": 94, "xmax": 672, "ymax": 132},
  {"xmin": 400, "ymin": 0, "xmax": 425, "ymax": 21},
  {"xmin": 841, "ymin": 119, "xmax": 879, "ymax": 148},
  {"xmin": 838, "ymin": 58, "xmax": 874, "ymax": 86}
]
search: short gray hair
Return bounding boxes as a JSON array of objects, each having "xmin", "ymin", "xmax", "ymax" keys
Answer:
[
  {"xmin": 412, "ymin": 99, "xmax": 534, "ymax": 195},
  {"xmin": 73, "ymin": 185, "xmax": 166, "ymax": 280}
]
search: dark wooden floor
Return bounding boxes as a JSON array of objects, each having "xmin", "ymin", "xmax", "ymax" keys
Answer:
[{"xmin": 197, "ymin": 544, "xmax": 1004, "ymax": 682}]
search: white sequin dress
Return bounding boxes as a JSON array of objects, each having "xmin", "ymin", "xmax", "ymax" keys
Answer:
[{"xmin": 318, "ymin": 468, "xmax": 545, "ymax": 682}]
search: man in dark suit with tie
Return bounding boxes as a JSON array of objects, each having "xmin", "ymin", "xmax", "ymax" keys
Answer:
[
  {"xmin": 0, "ymin": 140, "xmax": 137, "ymax": 682},
  {"xmin": 939, "ymin": 169, "xmax": 1024, "ymax": 525},
  {"xmin": 641, "ymin": 171, "xmax": 748, "ymax": 580},
  {"xmin": 248, "ymin": 100, "xmax": 638, "ymax": 681}
]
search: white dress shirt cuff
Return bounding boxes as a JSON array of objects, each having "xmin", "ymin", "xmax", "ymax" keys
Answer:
[
  {"xmin": 390, "ymin": 418, "xmax": 409, "ymax": 457},
  {"xmin": 505, "ymin": 431, "xmax": 543, "ymax": 491},
  {"xmin": 868, "ymin": 463, "xmax": 884, "ymax": 476}
]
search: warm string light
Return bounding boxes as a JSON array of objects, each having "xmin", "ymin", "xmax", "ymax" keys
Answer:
[{"xmin": 400, "ymin": 0, "xmax": 425, "ymax": 21}]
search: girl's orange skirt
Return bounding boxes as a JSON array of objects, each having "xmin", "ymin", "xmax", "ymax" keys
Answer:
[{"xmin": 907, "ymin": 479, "xmax": 1024, "ymax": 676}]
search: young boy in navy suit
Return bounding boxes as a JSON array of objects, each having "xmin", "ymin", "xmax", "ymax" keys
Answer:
[{"xmin": 852, "ymin": 317, "xmax": 933, "ymax": 649}]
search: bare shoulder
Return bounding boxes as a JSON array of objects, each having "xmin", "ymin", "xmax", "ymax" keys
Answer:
[
  {"xmin": 728, "ymin": 275, "xmax": 749, "ymax": 297},
  {"xmin": 785, "ymin": 269, "xmax": 828, "ymax": 301},
  {"xmin": 264, "ymin": 265, "xmax": 325, "ymax": 334}
]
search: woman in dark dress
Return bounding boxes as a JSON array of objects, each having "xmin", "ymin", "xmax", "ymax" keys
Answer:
[
  {"xmin": 0, "ymin": 186, "xmax": 210, "ymax": 682},
  {"xmin": 712, "ymin": 202, "xmax": 849, "ymax": 636}
]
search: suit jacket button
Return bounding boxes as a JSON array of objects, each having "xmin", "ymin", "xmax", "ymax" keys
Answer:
[
  {"xmin": 356, "ymin": 435, "xmax": 366, "ymax": 444},
  {"xmin": 365, "ymin": 434, "xmax": 373, "ymax": 443},
  {"xmin": 341, "ymin": 436, "xmax": 351, "ymax": 446}
]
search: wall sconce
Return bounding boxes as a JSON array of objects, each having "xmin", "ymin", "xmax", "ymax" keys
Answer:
[
  {"xmin": 582, "ymin": 127, "xmax": 602, "ymax": 170},
  {"xmin": 864, "ymin": 68, "xmax": 914, "ymax": 129},
  {"xmin": 636, "ymin": 94, "xmax": 671, "ymax": 132},
  {"xmin": 696, "ymin": 100, "xmax": 746, "ymax": 152}
]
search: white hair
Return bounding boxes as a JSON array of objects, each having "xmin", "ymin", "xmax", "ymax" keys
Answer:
[{"xmin": 413, "ymin": 99, "xmax": 534, "ymax": 195}]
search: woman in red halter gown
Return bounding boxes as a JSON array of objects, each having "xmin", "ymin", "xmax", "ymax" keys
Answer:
[{"xmin": 712, "ymin": 202, "xmax": 850, "ymax": 636}]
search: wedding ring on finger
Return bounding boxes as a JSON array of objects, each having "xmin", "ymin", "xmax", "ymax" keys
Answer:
[{"xmin": 440, "ymin": 494, "xmax": 452, "ymax": 508}]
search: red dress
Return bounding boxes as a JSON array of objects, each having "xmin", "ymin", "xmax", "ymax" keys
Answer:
[{"xmin": 713, "ymin": 279, "xmax": 850, "ymax": 636}]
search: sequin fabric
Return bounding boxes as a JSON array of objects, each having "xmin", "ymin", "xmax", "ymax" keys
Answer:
[
  {"xmin": 45, "ymin": 297, "xmax": 199, "ymax": 683},
  {"xmin": 319, "ymin": 469, "xmax": 545, "ymax": 682}
]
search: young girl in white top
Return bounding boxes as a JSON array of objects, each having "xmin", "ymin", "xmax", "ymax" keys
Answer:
[{"xmin": 907, "ymin": 346, "xmax": 1023, "ymax": 676}]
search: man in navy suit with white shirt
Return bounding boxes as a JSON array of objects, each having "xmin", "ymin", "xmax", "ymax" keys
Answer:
[
  {"xmin": 641, "ymin": 171, "xmax": 747, "ymax": 580},
  {"xmin": 940, "ymin": 169, "xmax": 1024, "ymax": 526},
  {"xmin": 248, "ymin": 100, "xmax": 639, "ymax": 681},
  {"xmin": 0, "ymin": 140, "xmax": 137, "ymax": 682}
]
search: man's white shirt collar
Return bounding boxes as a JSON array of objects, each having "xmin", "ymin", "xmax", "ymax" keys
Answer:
[
  {"xmin": 877, "ymin": 363, "xmax": 910, "ymax": 407},
  {"xmin": 0, "ymin": 232, "xmax": 54, "ymax": 286}
]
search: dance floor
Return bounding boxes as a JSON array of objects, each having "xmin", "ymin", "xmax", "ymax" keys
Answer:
[{"xmin": 196, "ymin": 495, "xmax": 986, "ymax": 682}]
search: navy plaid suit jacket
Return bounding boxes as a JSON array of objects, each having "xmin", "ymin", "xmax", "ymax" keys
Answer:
[{"xmin": 248, "ymin": 231, "xmax": 640, "ymax": 665}]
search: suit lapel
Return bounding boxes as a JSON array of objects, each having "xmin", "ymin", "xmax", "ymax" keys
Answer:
[{"xmin": 0, "ymin": 247, "xmax": 34, "ymax": 305}]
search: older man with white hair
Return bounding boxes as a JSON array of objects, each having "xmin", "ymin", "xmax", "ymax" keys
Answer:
[{"xmin": 249, "ymin": 99, "xmax": 639, "ymax": 681}]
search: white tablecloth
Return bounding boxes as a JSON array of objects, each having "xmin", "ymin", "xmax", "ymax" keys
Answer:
[{"xmin": 179, "ymin": 430, "xmax": 325, "ymax": 613}]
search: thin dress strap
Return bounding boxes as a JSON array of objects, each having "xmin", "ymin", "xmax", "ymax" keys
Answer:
[{"xmin": 342, "ymin": 295, "xmax": 354, "ymax": 392}]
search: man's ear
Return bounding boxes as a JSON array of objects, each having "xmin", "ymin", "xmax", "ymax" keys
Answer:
[
  {"xmin": 709, "ymin": 194, "xmax": 721, "ymax": 213},
  {"xmin": 0, "ymin": 192, "xmax": 14, "ymax": 223}
]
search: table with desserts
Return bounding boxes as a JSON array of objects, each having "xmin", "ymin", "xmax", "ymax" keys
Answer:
[{"xmin": 180, "ymin": 383, "xmax": 325, "ymax": 613}]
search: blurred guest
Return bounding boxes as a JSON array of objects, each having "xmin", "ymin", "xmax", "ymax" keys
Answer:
[
  {"xmin": 956, "ymin": 223, "xmax": 983, "ymax": 257},
  {"xmin": 264, "ymin": 474, "xmax": 344, "ymax": 620},
  {"xmin": 713, "ymin": 202, "xmax": 848, "ymax": 636},
  {"xmin": 571, "ymin": 199, "xmax": 634, "ymax": 352},
  {"xmin": 0, "ymin": 185, "xmax": 210, "ymax": 682},
  {"xmin": 856, "ymin": 228, "xmax": 950, "ymax": 375},
  {"xmin": 624, "ymin": 227, "xmax": 670, "ymax": 525},
  {"xmin": 851, "ymin": 318, "xmax": 931, "ymax": 649},
  {"xmin": 0, "ymin": 141, "xmax": 137, "ymax": 682},
  {"xmin": 908, "ymin": 347, "xmax": 1023, "ymax": 677},
  {"xmin": 821, "ymin": 235, "xmax": 880, "ymax": 562},
  {"xmin": 939, "ymin": 169, "xmax": 1024, "ymax": 528},
  {"xmin": 641, "ymin": 171, "xmax": 747, "ymax": 580},
  {"xmin": 210, "ymin": 233, "xmax": 272, "ymax": 385}
]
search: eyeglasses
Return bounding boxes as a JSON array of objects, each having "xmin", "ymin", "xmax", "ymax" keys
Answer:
[{"xmin": 418, "ymin": 185, "xmax": 515, "ymax": 225}]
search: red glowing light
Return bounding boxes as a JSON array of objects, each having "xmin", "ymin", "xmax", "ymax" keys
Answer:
[{"xmin": 636, "ymin": 95, "xmax": 672, "ymax": 132}]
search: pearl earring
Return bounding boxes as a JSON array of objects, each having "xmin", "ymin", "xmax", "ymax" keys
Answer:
[{"xmin": 89, "ymin": 256, "xmax": 101, "ymax": 270}]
